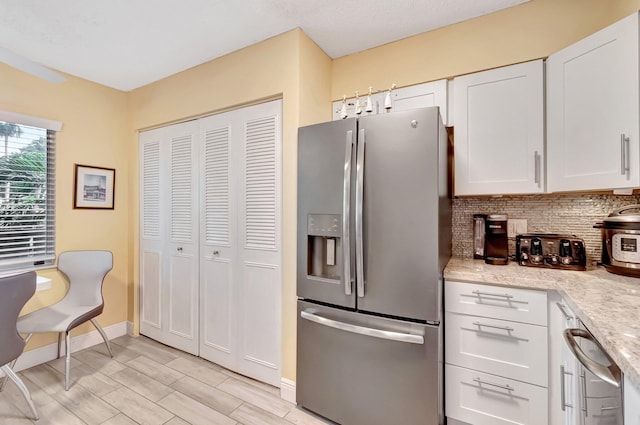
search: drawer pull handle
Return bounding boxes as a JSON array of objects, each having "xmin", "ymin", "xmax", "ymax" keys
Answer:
[
  {"xmin": 556, "ymin": 302, "xmax": 573, "ymax": 321},
  {"xmin": 471, "ymin": 290, "xmax": 514, "ymax": 299},
  {"xmin": 473, "ymin": 377, "xmax": 514, "ymax": 391},
  {"xmin": 472, "ymin": 321, "xmax": 514, "ymax": 332}
]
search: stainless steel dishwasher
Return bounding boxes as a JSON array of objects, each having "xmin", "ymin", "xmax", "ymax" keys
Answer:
[{"xmin": 564, "ymin": 320, "xmax": 624, "ymax": 425}]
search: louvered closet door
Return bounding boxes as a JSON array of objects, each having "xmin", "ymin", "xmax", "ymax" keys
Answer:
[
  {"xmin": 198, "ymin": 113, "xmax": 236, "ymax": 369},
  {"xmin": 199, "ymin": 100, "xmax": 282, "ymax": 386},
  {"xmin": 237, "ymin": 101, "xmax": 282, "ymax": 386},
  {"xmin": 140, "ymin": 120, "xmax": 199, "ymax": 355},
  {"xmin": 139, "ymin": 128, "xmax": 164, "ymax": 345}
]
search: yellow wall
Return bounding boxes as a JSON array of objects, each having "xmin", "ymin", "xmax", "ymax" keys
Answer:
[
  {"xmin": 3, "ymin": 0, "xmax": 640, "ymax": 383},
  {"xmin": 0, "ymin": 63, "xmax": 130, "ymax": 349},
  {"xmin": 332, "ymin": 0, "xmax": 639, "ymax": 100},
  {"xmin": 128, "ymin": 29, "xmax": 332, "ymax": 381}
]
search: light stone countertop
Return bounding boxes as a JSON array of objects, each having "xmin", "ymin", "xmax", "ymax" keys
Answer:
[{"xmin": 444, "ymin": 257, "xmax": 640, "ymax": 389}]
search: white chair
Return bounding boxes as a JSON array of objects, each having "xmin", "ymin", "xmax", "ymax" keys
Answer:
[
  {"xmin": 17, "ymin": 250, "xmax": 114, "ymax": 391},
  {"xmin": 0, "ymin": 271, "xmax": 39, "ymax": 420}
]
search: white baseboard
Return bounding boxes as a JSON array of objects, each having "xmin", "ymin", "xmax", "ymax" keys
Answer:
[
  {"xmin": 126, "ymin": 321, "xmax": 134, "ymax": 336},
  {"xmin": 447, "ymin": 419, "xmax": 470, "ymax": 425},
  {"xmin": 280, "ymin": 377, "xmax": 296, "ymax": 403},
  {"xmin": 10, "ymin": 321, "xmax": 128, "ymax": 373}
]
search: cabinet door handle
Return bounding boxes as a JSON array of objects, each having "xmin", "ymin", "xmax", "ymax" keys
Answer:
[
  {"xmin": 472, "ymin": 377, "xmax": 514, "ymax": 391},
  {"xmin": 534, "ymin": 150, "xmax": 541, "ymax": 187},
  {"xmin": 621, "ymin": 133, "xmax": 630, "ymax": 177},
  {"xmin": 471, "ymin": 290, "xmax": 513, "ymax": 299},
  {"xmin": 472, "ymin": 321, "xmax": 514, "ymax": 332},
  {"xmin": 580, "ymin": 371, "xmax": 588, "ymax": 417},
  {"xmin": 560, "ymin": 365, "xmax": 574, "ymax": 411},
  {"xmin": 556, "ymin": 302, "xmax": 573, "ymax": 321}
]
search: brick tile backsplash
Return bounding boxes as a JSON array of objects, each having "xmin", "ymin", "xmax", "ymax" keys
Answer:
[{"xmin": 452, "ymin": 193, "xmax": 640, "ymax": 265}]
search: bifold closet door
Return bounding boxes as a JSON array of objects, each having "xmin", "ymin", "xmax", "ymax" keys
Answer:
[
  {"xmin": 199, "ymin": 100, "xmax": 282, "ymax": 386},
  {"xmin": 139, "ymin": 120, "xmax": 199, "ymax": 355}
]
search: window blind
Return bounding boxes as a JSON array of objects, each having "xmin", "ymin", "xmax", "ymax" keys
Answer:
[{"xmin": 0, "ymin": 121, "xmax": 55, "ymax": 270}]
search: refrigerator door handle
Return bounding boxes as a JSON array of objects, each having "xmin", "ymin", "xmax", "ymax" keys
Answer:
[
  {"xmin": 343, "ymin": 131, "xmax": 354, "ymax": 295},
  {"xmin": 300, "ymin": 310, "xmax": 424, "ymax": 344},
  {"xmin": 355, "ymin": 129, "xmax": 365, "ymax": 298}
]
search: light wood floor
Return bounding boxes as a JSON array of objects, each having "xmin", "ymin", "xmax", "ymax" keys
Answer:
[{"xmin": 0, "ymin": 335, "xmax": 334, "ymax": 425}]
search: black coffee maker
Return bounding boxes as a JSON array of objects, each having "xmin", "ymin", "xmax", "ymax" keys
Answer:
[{"xmin": 485, "ymin": 214, "xmax": 509, "ymax": 265}]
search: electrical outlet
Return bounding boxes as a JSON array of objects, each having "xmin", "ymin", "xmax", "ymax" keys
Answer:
[
  {"xmin": 507, "ymin": 219, "xmax": 528, "ymax": 237},
  {"xmin": 515, "ymin": 219, "xmax": 528, "ymax": 235}
]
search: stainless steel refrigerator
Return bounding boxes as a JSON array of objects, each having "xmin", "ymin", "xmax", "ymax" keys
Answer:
[{"xmin": 296, "ymin": 107, "xmax": 451, "ymax": 425}]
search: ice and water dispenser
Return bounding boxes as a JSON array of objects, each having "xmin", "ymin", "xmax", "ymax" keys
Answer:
[{"xmin": 306, "ymin": 214, "xmax": 341, "ymax": 280}]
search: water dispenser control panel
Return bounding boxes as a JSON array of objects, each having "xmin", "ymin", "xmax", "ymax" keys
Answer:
[{"xmin": 307, "ymin": 214, "xmax": 340, "ymax": 237}]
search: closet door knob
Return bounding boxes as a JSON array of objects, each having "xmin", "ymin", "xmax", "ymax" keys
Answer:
[
  {"xmin": 213, "ymin": 251, "xmax": 219, "ymax": 256},
  {"xmin": 177, "ymin": 247, "xmax": 183, "ymax": 252}
]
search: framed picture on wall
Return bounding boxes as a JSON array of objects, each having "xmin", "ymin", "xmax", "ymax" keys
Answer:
[{"xmin": 73, "ymin": 164, "xmax": 115, "ymax": 209}]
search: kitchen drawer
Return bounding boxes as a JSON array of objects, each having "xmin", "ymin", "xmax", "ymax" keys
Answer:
[
  {"xmin": 445, "ymin": 280, "xmax": 548, "ymax": 326},
  {"xmin": 445, "ymin": 311, "xmax": 548, "ymax": 387},
  {"xmin": 445, "ymin": 364, "xmax": 548, "ymax": 425}
]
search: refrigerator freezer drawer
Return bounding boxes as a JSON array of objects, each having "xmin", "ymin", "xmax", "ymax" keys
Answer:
[
  {"xmin": 445, "ymin": 364, "xmax": 548, "ymax": 425},
  {"xmin": 296, "ymin": 301, "xmax": 442, "ymax": 425}
]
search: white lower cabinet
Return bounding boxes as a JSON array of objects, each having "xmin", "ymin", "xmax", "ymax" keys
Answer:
[
  {"xmin": 446, "ymin": 311, "xmax": 548, "ymax": 387},
  {"xmin": 445, "ymin": 281, "xmax": 548, "ymax": 425},
  {"xmin": 446, "ymin": 364, "xmax": 549, "ymax": 425},
  {"xmin": 445, "ymin": 280, "xmax": 548, "ymax": 326},
  {"xmin": 625, "ymin": 375, "xmax": 640, "ymax": 425},
  {"xmin": 548, "ymin": 293, "xmax": 578, "ymax": 425}
]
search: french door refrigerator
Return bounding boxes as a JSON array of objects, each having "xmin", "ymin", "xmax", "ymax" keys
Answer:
[{"xmin": 296, "ymin": 107, "xmax": 451, "ymax": 425}]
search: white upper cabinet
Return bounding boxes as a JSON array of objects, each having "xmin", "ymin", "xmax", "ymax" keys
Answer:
[
  {"xmin": 391, "ymin": 79, "xmax": 449, "ymax": 123},
  {"xmin": 547, "ymin": 13, "xmax": 639, "ymax": 192},
  {"xmin": 332, "ymin": 79, "xmax": 448, "ymax": 123},
  {"xmin": 454, "ymin": 60, "xmax": 545, "ymax": 196}
]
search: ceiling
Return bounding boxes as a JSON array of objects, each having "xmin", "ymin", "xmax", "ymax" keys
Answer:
[{"xmin": 0, "ymin": 0, "xmax": 529, "ymax": 92}]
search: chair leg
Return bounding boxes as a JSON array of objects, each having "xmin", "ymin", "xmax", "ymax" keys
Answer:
[
  {"xmin": 0, "ymin": 359, "xmax": 14, "ymax": 393},
  {"xmin": 64, "ymin": 331, "xmax": 71, "ymax": 391},
  {"xmin": 90, "ymin": 318, "xmax": 113, "ymax": 358},
  {"xmin": 1, "ymin": 364, "xmax": 39, "ymax": 420},
  {"xmin": 0, "ymin": 333, "xmax": 31, "ymax": 393},
  {"xmin": 57, "ymin": 332, "xmax": 62, "ymax": 359},
  {"xmin": 0, "ymin": 360, "xmax": 13, "ymax": 393}
]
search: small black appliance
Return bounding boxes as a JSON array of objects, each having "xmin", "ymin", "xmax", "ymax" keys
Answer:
[
  {"xmin": 516, "ymin": 233, "xmax": 586, "ymax": 270},
  {"xmin": 484, "ymin": 214, "xmax": 508, "ymax": 265}
]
